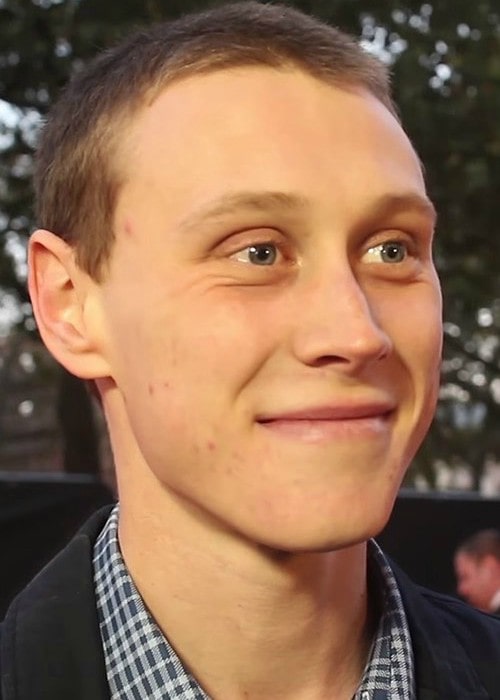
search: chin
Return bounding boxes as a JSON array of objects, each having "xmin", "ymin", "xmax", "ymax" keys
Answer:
[{"xmin": 250, "ymin": 504, "xmax": 395, "ymax": 555}]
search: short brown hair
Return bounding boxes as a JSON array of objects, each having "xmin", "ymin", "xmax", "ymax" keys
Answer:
[
  {"xmin": 456, "ymin": 529, "xmax": 500, "ymax": 562},
  {"xmin": 34, "ymin": 1, "xmax": 395, "ymax": 280}
]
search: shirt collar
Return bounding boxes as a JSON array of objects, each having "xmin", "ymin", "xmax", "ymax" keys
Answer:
[
  {"xmin": 354, "ymin": 540, "xmax": 416, "ymax": 699},
  {"xmin": 94, "ymin": 505, "xmax": 414, "ymax": 699}
]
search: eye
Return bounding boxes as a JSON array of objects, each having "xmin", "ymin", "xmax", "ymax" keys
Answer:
[
  {"xmin": 230, "ymin": 243, "xmax": 279, "ymax": 266},
  {"xmin": 364, "ymin": 240, "xmax": 408, "ymax": 264}
]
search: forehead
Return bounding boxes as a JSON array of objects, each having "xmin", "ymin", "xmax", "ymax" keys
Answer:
[
  {"xmin": 115, "ymin": 66, "xmax": 426, "ymax": 229},
  {"xmin": 456, "ymin": 552, "xmax": 481, "ymax": 573}
]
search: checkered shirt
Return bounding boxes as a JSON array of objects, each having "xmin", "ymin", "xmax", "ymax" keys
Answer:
[{"xmin": 94, "ymin": 505, "xmax": 415, "ymax": 699}]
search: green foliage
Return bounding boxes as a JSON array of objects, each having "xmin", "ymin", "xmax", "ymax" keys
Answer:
[{"xmin": 0, "ymin": 0, "xmax": 499, "ymax": 486}]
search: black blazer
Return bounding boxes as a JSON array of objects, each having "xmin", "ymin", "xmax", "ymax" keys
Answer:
[{"xmin": 2, "ymin": 507, "xmax": 500, "ymax": 699}]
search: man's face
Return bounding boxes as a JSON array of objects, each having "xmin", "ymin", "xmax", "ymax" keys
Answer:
[
  {"xmin": 97, "ymin": 67, "xmax": 442, "ymax": 551},
  {"xmin": 455, "ymin": 552, "xmax": 497, "ymax": 611}
]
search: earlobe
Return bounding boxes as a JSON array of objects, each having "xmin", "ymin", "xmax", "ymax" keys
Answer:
[{"xmin": 28, "ymin": 229, "xmax": 111, "ymax": 379}]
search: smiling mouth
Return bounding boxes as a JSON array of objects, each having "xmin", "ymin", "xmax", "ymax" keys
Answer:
[{"xmin": 256, "ymin": 405, "xmax": 395, "ymax": 443}]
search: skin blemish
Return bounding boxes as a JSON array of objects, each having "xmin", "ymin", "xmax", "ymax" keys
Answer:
[
  {"xmin": 124, "ymin": 219, "xmax": 135, "ymax": 237},
  {"xmin": 207, "ymin": 440, "xmax": 216, "ymax": 452},
  {"xmin": 147, "ymin": 382, "xmax": 154, "ymax": 396},
  {"xmin": 163, "ymin": 381, "xmax": 171, "ymax": 389}
]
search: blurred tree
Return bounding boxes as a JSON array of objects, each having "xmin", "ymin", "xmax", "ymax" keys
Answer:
[{"xmin": 0, "ymin": 0, "xmax": 499, "ymax": 486}]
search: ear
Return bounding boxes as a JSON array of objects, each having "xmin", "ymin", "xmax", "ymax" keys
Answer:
[{"xmin": 28, "ymin": 229, "xmax": 112, "ymax": 380}]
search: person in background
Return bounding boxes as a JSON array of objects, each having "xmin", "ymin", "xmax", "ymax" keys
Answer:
[
  {"xmin": 1, "ymin": 2, "xmax": 500, "ymax": 699},
  {"xmin": 454, "ymin": 528, "xmax": 500, "ymax": 614}
]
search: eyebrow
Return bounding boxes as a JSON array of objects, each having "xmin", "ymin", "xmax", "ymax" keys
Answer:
[
  {"xmin": 175, "ymin": 189, "xmax": 437, "ymax": 233},
  {"xmin": 176, "ymin": 191, "xmax": 309, "ymax": 234},
  {"xmin": 364, "ymin": 192, "xmax": 437, "ymax": 226}
]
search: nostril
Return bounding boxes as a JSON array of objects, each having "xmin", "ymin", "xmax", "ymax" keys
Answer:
[{"xmin": 310, "ymin": 354, "xmax": 351, "ymax": 368}]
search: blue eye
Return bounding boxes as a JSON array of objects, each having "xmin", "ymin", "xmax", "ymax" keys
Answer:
[
  {"xmin": 248, "ymin": 244, "xmax": 277, "ymax": 265},
  {"xmin": 366, "ymin": 241, "xmax": 408, "ymax": 263},
  {"xmin": 232, "ymin": 243, "xmax": 279, "ymax": 265}
]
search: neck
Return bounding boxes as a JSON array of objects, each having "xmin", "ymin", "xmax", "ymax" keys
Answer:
[{"xmin": 118, "ymin": 485, "xmax": 375, "ymax": 700}]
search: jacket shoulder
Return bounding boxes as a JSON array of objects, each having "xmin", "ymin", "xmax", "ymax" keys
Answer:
[
  {"xmin": 1, "ymin": 506, "xmax": 113, "ymax": 700},
  {"xmin": 392, "ymin": 559, "xmax": 500, "ymax": 699},
  {"xmin": 418, "ymin": 585, "xmax": 500, "ymax": 648}
]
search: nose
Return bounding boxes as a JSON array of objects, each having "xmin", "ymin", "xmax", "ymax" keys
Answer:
[{"xmin": 290, "ymin": 265, "xmax": 392, "ymax": 372}]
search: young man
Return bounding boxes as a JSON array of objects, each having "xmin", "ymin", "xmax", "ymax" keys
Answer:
[
  {"xmin": 455, "ymin": 529, "xmax": 500, "ymax": 614},
  {"xmin": 1, "ymin": 2, "xmax": 499, "ymax": 698}
]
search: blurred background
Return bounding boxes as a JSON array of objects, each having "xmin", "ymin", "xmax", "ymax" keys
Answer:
[{"xmin": 0, "ymin": 0, "xmax": 499, "ymax": 609}]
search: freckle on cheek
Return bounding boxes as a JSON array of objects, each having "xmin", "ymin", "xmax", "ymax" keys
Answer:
[
  {"xmin": 163, "ymin": 381, "xmax": 171, "ymax": 389},
  {"xmin": 207, "ymin": 440, "xmax": 216, "ymax": 452},
  {"xmin": 147, "ymin": 383, "xmax": 154, "ymax": 396}
]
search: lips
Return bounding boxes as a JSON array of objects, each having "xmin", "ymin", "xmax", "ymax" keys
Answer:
[
  {"xmin": 255, "ymin": 401, "xmax": 395, "ymax": 443},
  {"xmin": 256, "ymin": 402, "xmax": 395, "ymax": 423}
]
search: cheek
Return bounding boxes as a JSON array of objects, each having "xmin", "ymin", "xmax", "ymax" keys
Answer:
[
  {"xmin": 155, "ymin": 289, "xmax": 287, "ymax": 386},
  {"xmin": 116, "ymin": 302, "xmax": 267, "ymax": 442},
  {"xmin": 378, "ymin": 288, "xmax": 442, "ymax": 452},
  {"xmin": 386, "ymin": 289, "xmax": 442, "ymax": 376}
]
